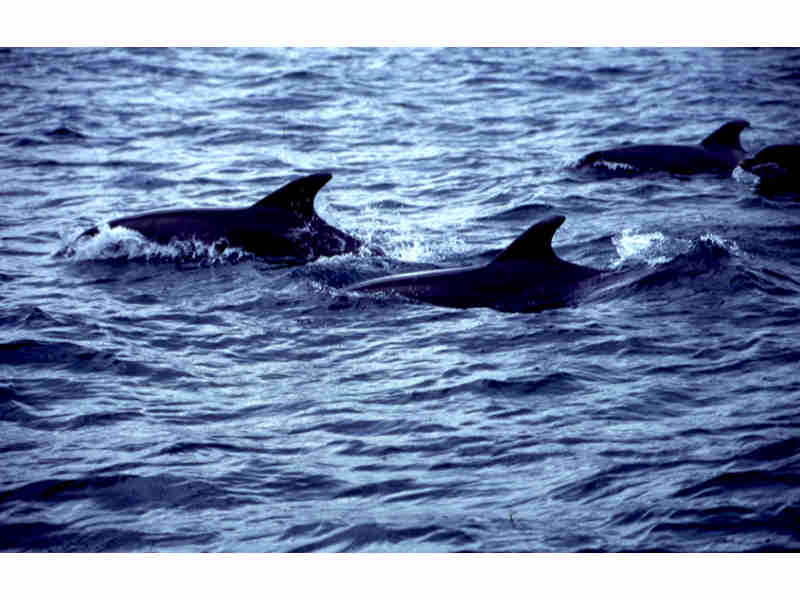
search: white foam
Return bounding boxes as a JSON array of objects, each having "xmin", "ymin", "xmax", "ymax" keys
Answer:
[
  {"xmin": 611, "ymin": 228, "xmax": 688, "ymax": 268},
  {"xmin": 66, "ymin": 224, "xmax": 252, "ymax": 264},
  {"xmin": 390, "ymin": 234, "xmax": 437, "ymax": 263},
  {"xmin": 388, "ymin": 227, "xmax": 473, "ymax": 264},
  {"xmin": 732, "ymin": 165, "xmax": 759, "ymax": 184},
  {"xmin": 611, "ymin": 226, "xmax": 744, "ymax": 269},
  {"xmin": 595, "ymin": 159, "xmax": 637, "ymax": 172},
  {"xmin": 699, "ymin": 232, "xmax": 742, "ymax": 256}
]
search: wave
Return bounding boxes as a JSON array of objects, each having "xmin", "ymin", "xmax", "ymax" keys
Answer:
[
  {"xmin": 583, "ymin": 231, "xmax": 800, "ymax": 309},
  {"xmin": 611, "ymin": 228, "xmax": 692, "ymax": 268}
]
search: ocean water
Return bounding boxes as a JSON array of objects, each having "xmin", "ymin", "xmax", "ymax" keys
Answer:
[{"xmin": 2, "ymin": 46, "xmax": 800, "ymax": 552}]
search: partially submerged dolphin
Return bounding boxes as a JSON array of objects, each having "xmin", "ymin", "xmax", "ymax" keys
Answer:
[
  {"xmin": 740, "ymin": 144, "xmax": 800, "ymax": 190},
  {"xmin": 576, "ymin": 119, "xmax": 750, "ymax": 175},
  {"xmin": 79, "ymin": 173, "xmax": 366, "ymax": 261},
  {"xmin": 346, "ymin": 215, "xmax": 602, "ymax": 313}
]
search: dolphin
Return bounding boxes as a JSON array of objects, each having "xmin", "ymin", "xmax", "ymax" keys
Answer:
[
  {"xmin": 346, "ymin": 215, "xmax": 602, "ymax": 313},
  {"xmin": 79, "ymin": 173, "xmax": 367, "ymax": 261},
  {"xmin": 740, "ymin": 144, "xmax": 800, "ymax": 190},
  {"xmin": 576, "ymin": 119, "xmax": 750, "ymax": 175}
]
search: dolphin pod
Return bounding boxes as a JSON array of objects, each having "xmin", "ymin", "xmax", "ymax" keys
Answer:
[
  {"xmin": 347, "ymin": 216, "xmax": 603, "ymax": 313},
  {"xmin": 347, "ymin": 120, "xmax": 800, "ymax": 312},
  {"xmin": 576, "ymin": 119, "xmax": 750, "ymax": 175},
  {"xmin": 79, "ymin": 118, "xmax": 800, "ymax": 313},
  {"xmin": 79, "ymin": 173, "xmax": 367, "ymax": 261}
]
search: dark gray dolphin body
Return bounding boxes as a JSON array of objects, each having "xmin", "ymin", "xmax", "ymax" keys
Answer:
[
  {"xmin": 346, "ymin": 215, "xmax": 602, "ymax": 313},
  {"xmin": 80, "ymin": 173, "xmax": 366, "ymax": 261},
  {"xmin": 740, "ymin": 144, "xmax": 800, "ymax": 190},
  {"xmin": 576, "ymin": 119, "xmax": 750, "ymax": 175}
]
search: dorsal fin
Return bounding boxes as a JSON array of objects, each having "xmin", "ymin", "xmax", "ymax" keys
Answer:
[
  {"xmin": 491, "ymin": 215, "xmax": 566, "ymax": 264},
  {"xmin": 700, "ymin": 119, "xmax": 749, "ymax": 149},
  {"xmin": 251, "ymin": 173, "xmax": 333, "ymax": 220}
]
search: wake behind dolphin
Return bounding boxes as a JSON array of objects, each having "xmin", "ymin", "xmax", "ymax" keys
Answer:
[
  {"xmin": 576, "ymin": 119, "xmax": 750, "ymax": 175},
  {"xmin": 347, "ymin": 215, "xmax": 603, "ymax": 313},
  {"xmin": 79, "ymin": 173, "xmax": 369, "ymax": 262}
]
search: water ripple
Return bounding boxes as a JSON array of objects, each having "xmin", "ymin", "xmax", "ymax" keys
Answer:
[{"xmin": 3, "ymin": 47, "xmax": 800, "ymax": 552}]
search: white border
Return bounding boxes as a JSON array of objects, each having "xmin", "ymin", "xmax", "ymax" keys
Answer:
[{"xmin": 2, "ymin": 2, "xmax": 795, "ymax": 46}]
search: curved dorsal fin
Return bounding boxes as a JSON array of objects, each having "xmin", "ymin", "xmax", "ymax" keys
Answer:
[
  {"xmin": 251, "ymin": 173, "xmax": 333, "ymax": 220},
  {"xmin": 700, "ymin": 119, "xmax": 749, "ymax": 149},
  {"xmin": 491, "ymin": 215, "xmax": 566, "ymax": 264}
]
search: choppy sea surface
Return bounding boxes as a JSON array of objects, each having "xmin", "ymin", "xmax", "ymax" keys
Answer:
[{"xmin": 2, "ymin": 47, "xmax": 800, "ymax": 552}]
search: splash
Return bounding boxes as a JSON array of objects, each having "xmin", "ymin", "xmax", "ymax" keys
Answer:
[
  {"xmin": 61, "ymin": 224, "xmax": 252, "ymax": 265},
  {"xmin": 593, "ymin": 159, "xmax": 638, "ymax": 172},
  {"xmin": 698, "ymin": 232, "xmax": 741, "ymax": 256},
  {"xmin": 611, "ymin": 229, "xmax": 691, "ymax": 268},
  {"xmin": 732, "ymin": 165, "xmax": 759, "ymax": 185},
  {"xmin": 359, "ymin": 224, "xmax": 469, "ymax": 264},
  {"xmin": 611, "ymin": 226, "xmax": 743, "ymax": 272},
  {"xmin": 389, "ymin": 234, "xmax": 440, "ymax": 263}
]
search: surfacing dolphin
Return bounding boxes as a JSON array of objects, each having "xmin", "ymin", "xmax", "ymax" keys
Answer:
[
  {"xmin": 740, "ymin": 144, "xmax": 800, "ymax": 190},
  {"xmin": 346, "ymin": 215, "xmax": 602, "ymax": 313},
  {"xmin": 576, "ymin": 119, "xmax": 750, "ymax": 175},
  {"xmin": 79, "ymin": 173, "xmax": 367, "ymax": 261}
]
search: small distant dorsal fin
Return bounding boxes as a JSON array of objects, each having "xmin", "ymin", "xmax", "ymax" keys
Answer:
[
  {"xmin": 251, "ymin": 172, "xmax": 333, "ymax": 220},
  {"xmin": 700, "ymin": 119, "xmax": 749, "ymax": 149},
  {"xmin": 491, "ymin": 215, "xmax": 566, "ymax": 264}
]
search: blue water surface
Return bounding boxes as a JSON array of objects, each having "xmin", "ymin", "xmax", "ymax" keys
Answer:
[{"xmin": 2, "ymin": 47, "xmax": 800, "ymax": 552}]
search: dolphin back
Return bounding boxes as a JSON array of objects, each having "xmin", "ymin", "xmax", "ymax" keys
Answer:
[
  {"xmin": 250, "ymin": 172, "xmax": 333, "ymax": 221},
  {"xmin": 74, "ymin": 172, "xmax": 367, "ymax": 261},
  {"xmin": 491, "ymin": 215, "xmax": 565, "ymax": 263},
  {"xmin": 346, "ymin": 215, "xmax": 602, "ymax": 313},
  {"xmin": 741, "ymin": 144, "xmax": 800, "ymax": 173},
  {"xmin": 576, "ymin": 119, "xmax": 749, "ymax": 174},
  {"xmin": 700, "ymin": 119, "xmax": 749, "ymax": 150}
]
